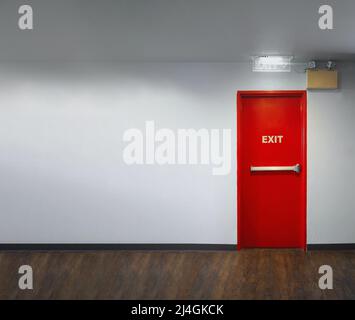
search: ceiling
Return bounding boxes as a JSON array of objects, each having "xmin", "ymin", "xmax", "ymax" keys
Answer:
[{"xmin": 0, "ymin": 0, "xmax": 354, "ymax": 62}]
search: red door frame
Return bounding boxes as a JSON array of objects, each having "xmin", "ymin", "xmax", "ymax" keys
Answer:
[{"xmin": 237, "ymin": 91, "xmax": 307, "ymax": 250}]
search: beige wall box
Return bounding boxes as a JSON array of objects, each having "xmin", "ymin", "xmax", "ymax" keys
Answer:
[{"xmin": 307, "ymin": 70, "xmax": 338, "ymax": 89}]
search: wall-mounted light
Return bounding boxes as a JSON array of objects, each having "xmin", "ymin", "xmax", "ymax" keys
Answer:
[
  {"xmin": 326, "ymin": 61, "xmax": 335, "ymax": 70},
  {"xmin": 252, "ymin": 56, "xmax": 293, "ymax": 72},
  {"xmin": 307, "ymin": 61, "xmax": 317, "ymax": 70}
]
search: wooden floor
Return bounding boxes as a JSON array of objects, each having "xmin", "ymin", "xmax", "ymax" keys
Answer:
[{"xmin": 0, "ymin": 249, "xmax": 354, "ymax": 300}]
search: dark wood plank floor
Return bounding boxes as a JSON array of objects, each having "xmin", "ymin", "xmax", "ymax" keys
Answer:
[{"xmin": 0, "ymin": 249, "xmax": 354, "ymax": 299}]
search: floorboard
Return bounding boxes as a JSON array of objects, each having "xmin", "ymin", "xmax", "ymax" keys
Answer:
[{"xmin": 0, "ymin": 249, "xmax": 354, "ymax": 299}]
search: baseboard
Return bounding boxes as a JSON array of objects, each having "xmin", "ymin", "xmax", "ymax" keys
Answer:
[
  {"xmin": 0, "ymin": 243, "xmax": 237, "ymax": 251},
  {"xmin": 0, "ymin": 243, "xmax": 353, "ymax": 251},
  {"xmin": 307, "ymin": 243, "xmax": 355, "ymax": 250}
]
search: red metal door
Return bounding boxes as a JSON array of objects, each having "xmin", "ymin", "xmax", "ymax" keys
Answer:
[{"xmin": 237, "ymin": 91, "xmax": 307, "ymax": 249}]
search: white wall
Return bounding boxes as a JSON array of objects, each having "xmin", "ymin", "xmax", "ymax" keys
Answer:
[
  {"xmin": 0, "ymin": 62, "xmax": 354, "ymax": 244},
  {"xmin": 308, "ymin": 64, "xmax": 355, "ymax": 243}
]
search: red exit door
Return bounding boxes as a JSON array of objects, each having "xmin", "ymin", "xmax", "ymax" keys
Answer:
[{"xmin": 237, "ymin": 91, "xmax": 307, "ymax": 249}]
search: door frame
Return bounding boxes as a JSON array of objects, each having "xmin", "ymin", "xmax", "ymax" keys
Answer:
[{"xmin": 237, "ymin": 91, "xmax": 307, "ymax": 250}]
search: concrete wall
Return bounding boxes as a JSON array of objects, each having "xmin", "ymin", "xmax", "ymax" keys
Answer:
[{"xmin": 0, "ymin": 62, "xmax": 354, "ymax": 244}]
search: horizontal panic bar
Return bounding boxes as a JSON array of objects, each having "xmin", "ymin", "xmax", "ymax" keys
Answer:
[{"xmin": 250, "ymin": 164, "xmax": 301, "ymax": 173}]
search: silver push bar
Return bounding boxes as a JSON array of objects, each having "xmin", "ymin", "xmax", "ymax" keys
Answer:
[{"xmin": 250, "ymin": 163, "xmax": 301, "ymax": 173}]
